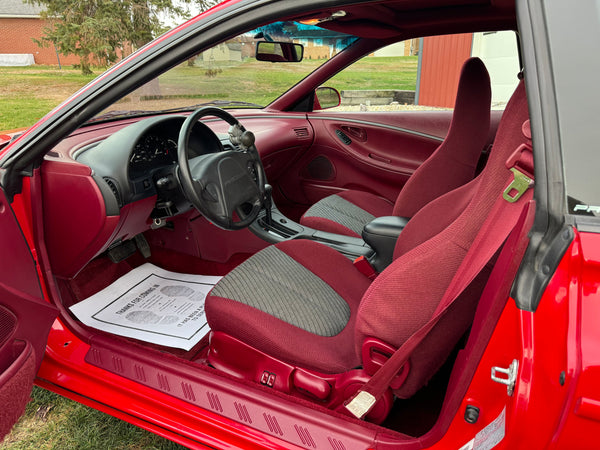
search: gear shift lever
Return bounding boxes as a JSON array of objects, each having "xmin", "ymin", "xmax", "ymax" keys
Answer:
[{"xmin": 264, "ymin": 183, "xmax": 273, "ymax": 227}]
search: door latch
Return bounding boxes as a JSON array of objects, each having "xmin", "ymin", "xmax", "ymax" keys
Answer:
[{"xmin": 491, "ymin": 359, "xmax": 519, "ymax": 396}]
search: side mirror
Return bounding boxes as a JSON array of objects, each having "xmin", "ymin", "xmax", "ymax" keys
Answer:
[
  {"xmin": 256, "ymin": 42, "xmax": 304, "ymax": 63},
  {"xmin": 314, "ymin": 87, "xmax": 341, "ymax": 110}
]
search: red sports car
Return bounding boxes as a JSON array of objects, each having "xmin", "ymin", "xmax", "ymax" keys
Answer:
[{"xmin": 1, "ymin": 0, "xmax": 599, "ymax": 448}]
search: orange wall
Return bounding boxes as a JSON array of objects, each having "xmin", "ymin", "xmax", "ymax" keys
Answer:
[
  {"xmin": 0, "ymin": 18, "xmax": 80, "ymax": 65},
  {"xmin": 418, "ymin": 33, "xmax": 473, "ymax": 108}
]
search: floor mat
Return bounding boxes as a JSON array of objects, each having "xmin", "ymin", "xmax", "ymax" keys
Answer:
[{"xmin": 70, "ymin": 263, "xmax": 221, "ymax": 350}]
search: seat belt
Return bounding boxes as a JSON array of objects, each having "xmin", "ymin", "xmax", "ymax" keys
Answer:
[{"xmin": 345, "ymin": 134, "xmax": 535, "ymax": 420}]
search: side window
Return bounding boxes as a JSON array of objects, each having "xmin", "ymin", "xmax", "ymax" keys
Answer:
[
  {"xmin": 322, "ymin": 31, "xmax": 519, "ymax": 112},
  {"xmin": 471, "ymin": 31, "xmax": 520, "ymax": 109},
  {"xmin": 325, "ymin": 39, "xmax": 420, "ymax": 111}
]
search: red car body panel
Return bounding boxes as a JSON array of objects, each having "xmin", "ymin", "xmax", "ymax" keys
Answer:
[{"xmin": 26, "ymin": 229, "xmax": 598, "ymax": 449}]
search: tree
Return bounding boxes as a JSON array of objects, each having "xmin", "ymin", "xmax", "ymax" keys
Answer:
[{"xmin": 27, "ymin": 0, "xmax": 220, "ymax": 75}]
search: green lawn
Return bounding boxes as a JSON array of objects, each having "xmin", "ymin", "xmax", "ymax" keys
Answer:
[
  {"xmin": 1, "ymin": 386, "xmax": 185, "ymax": 449},
  {"xmin": 0, "ymin": 67, "xmax": 96, "ymax": 130},
  {"xmin": 0, "ymin": 56, "xmax": 417, "ymax": 130}
]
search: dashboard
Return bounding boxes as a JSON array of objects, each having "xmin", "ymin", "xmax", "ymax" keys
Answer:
[
  {"xmin": 75, "ymin": 115, "xmax": 225, "ymax": 210},
  {"xmin": 40, "ymin": 111, "xmax": 314, "ymax": 278}
]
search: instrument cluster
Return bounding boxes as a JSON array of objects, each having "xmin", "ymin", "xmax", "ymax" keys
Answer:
[{"xmin": 129, "ymin": 133, "xmax": 178, "ymax": 178}]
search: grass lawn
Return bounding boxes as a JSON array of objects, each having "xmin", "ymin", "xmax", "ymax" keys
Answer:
[
  {"xmin": 0, "ymin": 66, "xmax": 96, "ymax": 130},
  {"xmin": 0, "ymin": 56, "xmax": 417, "ymax": 130},
  {"xmin": 1, "ymin": 386, "xmax": 186, "ymax": 449}
]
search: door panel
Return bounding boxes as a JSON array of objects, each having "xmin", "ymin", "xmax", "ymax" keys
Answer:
[
  {"xmin": 279, "ymin": 110, "xmax": 450, "ymax": 206},
  {"xmin": 0, "ymin": 187, "xmax": 57, "ymax": 440}
]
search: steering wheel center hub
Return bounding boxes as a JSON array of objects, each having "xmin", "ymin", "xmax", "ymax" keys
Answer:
[{"xmin": 177, "ymin": 107, "xmax": 265, "ymax": 230}]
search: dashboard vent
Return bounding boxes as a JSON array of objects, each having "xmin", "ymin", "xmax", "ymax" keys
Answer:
[
  {"xmin": 294, "ymin": 127, "xmax": 310, "ymax": 139},
  {"xmin": 103, "ymin": 177, "xmax": 123, "ymax": 207}
]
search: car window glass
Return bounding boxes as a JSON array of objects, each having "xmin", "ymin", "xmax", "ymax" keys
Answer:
[
  {"xmin": 323, "ymin": 31, "xmax": 519, "ymax": 113},
  {"xmin": 97, "ymin": 22, "xmax": 357, "ymax": 119},
  {"xmin": 541, "ymin": 3, "xmax": 600, "ymax": 220}
]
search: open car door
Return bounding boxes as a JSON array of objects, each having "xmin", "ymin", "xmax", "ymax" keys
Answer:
[{"xmin": 0, "ymin": 186, "xmax": 57, "ymax": 440}]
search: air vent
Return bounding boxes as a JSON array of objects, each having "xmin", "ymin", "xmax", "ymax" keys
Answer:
[
  {"xmin": 103, "ymin": 177, "xmax": 123, "ymax": 207},
  {"xmin": 294, "ymin": 127, "xmax": 310, "ymax": 139},
  {"xmin": 222, "ymin": 144, "xmax": 235, "ymax": 151}
]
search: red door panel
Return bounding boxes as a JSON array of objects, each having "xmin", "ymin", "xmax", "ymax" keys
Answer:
[
  {"xmin": 278, "ymin": 109, "xmax": 502, "ymax": 209},
  {"xmin": 0, "ymin": 187, "xmax": 57, "ymax": 440},
  {"xmin": 279, "ymin": 110, "xmax": 450, "ymax": 206}
]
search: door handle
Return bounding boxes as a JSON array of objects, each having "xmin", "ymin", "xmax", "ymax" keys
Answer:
[{"xmin": 341, "ymin": 125, "xmax": 367, "ymax": 142}]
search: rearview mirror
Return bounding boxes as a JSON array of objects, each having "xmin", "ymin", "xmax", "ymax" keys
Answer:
[{"xmin": 256, "ymin": 42, "xmax": 304, "ymax": 63}]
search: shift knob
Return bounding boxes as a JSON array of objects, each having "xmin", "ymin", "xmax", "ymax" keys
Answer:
[
  {"xmin": 264, "ymin": 184, "xmax": 273, "ymax": 226},
  {"xmin": 264, "ymin": 183, "xmax": 273, "ymax": 205},
  {"xmin": 240, "ymin": 130, "xmax": 255, "ymax": 148}
]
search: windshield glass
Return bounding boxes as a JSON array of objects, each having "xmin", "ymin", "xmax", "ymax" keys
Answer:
[{"xmin": 96, "ymin": 21, "xmax": 357, "ymax": 119}]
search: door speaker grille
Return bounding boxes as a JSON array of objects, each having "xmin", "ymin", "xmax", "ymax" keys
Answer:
[{"xmin": 305, "ymin": 156, "xmax": 334, "ymax": 180}]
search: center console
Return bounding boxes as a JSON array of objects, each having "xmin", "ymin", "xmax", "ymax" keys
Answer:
[
  {"xmin": 249, "ymin": 203, "xmax": 374, "ymax": 260},
  {"xmin": 249, "ymin": 185, "xmax": 407, "ymax": 268}
]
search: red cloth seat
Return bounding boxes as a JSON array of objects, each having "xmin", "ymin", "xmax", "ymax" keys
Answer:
[
  {"xmin": 205, "ymin": 79, "xmax": 529, "ymax": 405},
  {"xmin": 300, "ymin": 57, "xmax": 492, "ymax": 237}
]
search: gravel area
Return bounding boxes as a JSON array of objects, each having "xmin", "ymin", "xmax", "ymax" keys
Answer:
[
  {"xmin": 331, "ymin": 102, "xmax": 507, "ymax": 112},
  {"xmin": 332, "ymin": 103, "xmax": 449, "ymax": 112}
]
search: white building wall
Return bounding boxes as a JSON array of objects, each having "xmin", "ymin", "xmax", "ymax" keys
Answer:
[
  {"xmin": 373, "ymin": 41, "xmax": 406, "ymax": 57},
  {"xmin": 471, "ymin": 31, "xmax": 520, "ymax": 108}
]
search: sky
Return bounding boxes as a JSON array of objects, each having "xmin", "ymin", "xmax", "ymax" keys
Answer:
[{"xmin": 158, "ymin": 1, "xmax": 212, "ymax": 29}]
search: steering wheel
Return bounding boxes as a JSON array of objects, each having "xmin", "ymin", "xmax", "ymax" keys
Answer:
[{"xmin": 177, "ymin": 107, "xmax": 265, "ymax": 230}]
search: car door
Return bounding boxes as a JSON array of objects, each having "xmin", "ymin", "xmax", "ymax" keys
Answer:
[
  {"xmin": 278, "ymin": 32, "xmax": 515, "ymax": 209},
  {"xmin": 0, "ymin": 185, "xmax": 57, "ymax": 440},
  {"xmin": 283, "ymin": 110, "xmax": 451, "ymax": 205}
]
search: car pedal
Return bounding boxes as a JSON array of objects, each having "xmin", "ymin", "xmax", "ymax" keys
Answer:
[
  {"xmin": 135, "ymin": 233, "xmax": 151, "ymax": 259},
  {"xmin": 107, "ymin": 240, "xmax": 137, "ymax": 263}
]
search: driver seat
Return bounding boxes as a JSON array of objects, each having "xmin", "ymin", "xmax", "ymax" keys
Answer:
[
  {"xmin": 300, "ymin": 57, "xmax": 492, "ymax": 237},
  {"xmin": 205, "ymin": 79, "xmax": 529, "ymax": 421}
]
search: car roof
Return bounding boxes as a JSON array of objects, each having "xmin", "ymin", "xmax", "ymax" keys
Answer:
[{"xmin": 296, "ymin": 0, "xmax": 516, "ymax": 39}]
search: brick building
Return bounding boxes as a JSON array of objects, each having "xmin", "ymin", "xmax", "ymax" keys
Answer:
[
  {"xmin": 0, "ymin": 0, "xmax": 133, "ymax": 67},
  {"xmin": 0, "ymin": 0, "xmax": 81, "ymax": 66}
]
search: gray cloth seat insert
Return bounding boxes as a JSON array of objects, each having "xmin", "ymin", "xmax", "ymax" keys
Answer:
[
  {"xmin": 210, "ymin": 245, "xmax": 351, "ymax": 337},
  {"xmin": 302, "ymin": 195, "xmax": 377, "ymax": 236}
]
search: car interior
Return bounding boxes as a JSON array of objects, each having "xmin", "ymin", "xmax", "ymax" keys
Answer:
[{"xmin": 22, "ymin": 0, "xmax": 535, "ymax": 444}]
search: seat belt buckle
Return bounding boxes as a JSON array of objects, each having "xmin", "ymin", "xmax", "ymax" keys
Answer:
[
  {"xmin": 503, "ymin": 140, "xmax": 534, "ymax": 203},
  {"xmin": 353, "ymin": 256, "xmax": 377, "ymax": 280},
  {"xmin": 503, "ymin": 167, "xmax": 534, "ymax": 203}
]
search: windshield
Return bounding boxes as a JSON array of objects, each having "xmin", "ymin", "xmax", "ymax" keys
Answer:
[{"xmin": 95, "ymin": 21, "xmax": 357, "ymax": 120}]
